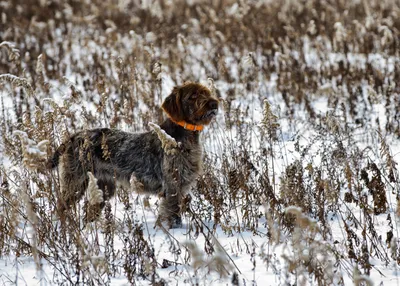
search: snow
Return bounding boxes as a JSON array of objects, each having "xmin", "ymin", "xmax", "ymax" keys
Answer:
[{"xmin": 1, "ymin": 2, "xmax": 400, "ymax": 286}]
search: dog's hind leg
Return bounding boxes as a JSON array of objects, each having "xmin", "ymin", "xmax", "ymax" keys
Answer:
[
  {"xmin": 56, "ymin": 164, "xmax": 88, "ymax": 219},
  {"xmin": 55, "ymin": 138, "xmax": 90, "ymax": 221}
]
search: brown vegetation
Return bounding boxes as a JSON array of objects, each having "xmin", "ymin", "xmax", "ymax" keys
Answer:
[{"xmin": 1, "ymin": 0, "xmax": 400, "ymax": 285}]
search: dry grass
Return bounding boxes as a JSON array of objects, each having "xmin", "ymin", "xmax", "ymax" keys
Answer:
[{"xmin": 1, "ymin": 0, "xmax": 400, "ymax": 285}]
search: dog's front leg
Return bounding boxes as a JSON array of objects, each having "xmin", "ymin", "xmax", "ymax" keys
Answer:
[
  {"xmin": 159, "ymin": 188, "xmax": 183, "ymax": 229},
  {"xmin": 158, "ymin": 158, "xmax": 184, "ymax": 229}
]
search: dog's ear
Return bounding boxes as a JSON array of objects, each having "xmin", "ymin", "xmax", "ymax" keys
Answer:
[{"xmin": 162, "ymin": 87, "xmax": 184, "ymax": 121}]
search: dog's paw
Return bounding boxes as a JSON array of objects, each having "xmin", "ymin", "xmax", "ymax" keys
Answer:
[
  {"xmin": 170, "ymin": 216, "xmax": 182, "ymax": 229},
  {"xmin": 156, "ymin": 215, "xmax": 182, "ymax": 229}
]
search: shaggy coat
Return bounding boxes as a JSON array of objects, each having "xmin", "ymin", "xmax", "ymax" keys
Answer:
[{"xmin": 48, "ymin": 82, "xmax": 219, "ymax": 227}]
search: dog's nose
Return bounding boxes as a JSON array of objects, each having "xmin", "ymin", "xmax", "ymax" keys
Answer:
[{"xmin": 209, "ymin": 100, "xmax": 218, "ymax": 110}]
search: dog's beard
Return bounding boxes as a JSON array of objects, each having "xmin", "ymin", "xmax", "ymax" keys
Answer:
[
  {"xmin": 198, "ymin": 108, "xmax": 218, "ymax": 123},
  {"xmin": 203, "ymin": 109, "xmax": 218, "ymax": 119}
]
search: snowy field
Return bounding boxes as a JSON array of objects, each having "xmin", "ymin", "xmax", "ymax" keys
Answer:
[{"xmin": 1, "ymin": 1, "xmax": 400, "ymax": 285}]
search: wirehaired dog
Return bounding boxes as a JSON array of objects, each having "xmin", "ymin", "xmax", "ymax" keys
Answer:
[{"xmin": 48, "ymin": 82, "xmax": 219, "ymax": 228}]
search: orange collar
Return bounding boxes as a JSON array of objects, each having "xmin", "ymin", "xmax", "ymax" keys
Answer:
[
  {"xmin": 171, "ymin": 119, "xmax": 204, "ymax": 131},
  {"xmin": 162, "ymin": 109, "xmax": 204, "ymax": 131}
]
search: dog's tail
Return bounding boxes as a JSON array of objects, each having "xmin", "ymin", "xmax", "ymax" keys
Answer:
[{"xmin": 46, "ymin": 143, "xmax": 66, "ymax": 169}]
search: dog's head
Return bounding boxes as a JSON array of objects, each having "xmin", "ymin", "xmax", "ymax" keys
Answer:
[{"xmin": 162, "ymin": 82, "xmax": 219, "ymax": 126}]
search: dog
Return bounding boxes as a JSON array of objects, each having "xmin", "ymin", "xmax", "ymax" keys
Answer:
[{"xmin": 47, "ymin": 82, "xmax": 219, "ymax": 228}]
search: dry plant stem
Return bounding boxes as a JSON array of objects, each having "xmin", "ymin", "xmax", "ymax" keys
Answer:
[
  {"xmin": 187, "ymin": 207, "xmax": 242, "ymax": 275},
  {"xmin": 0, "ymin": 41, "xmax": 20, "ymax": 61},
  {"xmin": 1, "ymin": 0, "xmax": 400, "ymax": 284},
  {"xmin": 14, "ymin": 236, "xmax": 74, "ymax": 284},
  {"xmin": 148, "ymin": 122, "xmax": 179, "ymax": 155},
  {"xmin": 0, "ymin": 74, "xmax": 34, "ymax": 97}
]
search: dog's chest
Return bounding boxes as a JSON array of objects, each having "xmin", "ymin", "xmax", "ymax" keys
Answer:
[
  {"xmin": 181, "ymin": 143, "xmax": 203, "ymax": 173},
  {"xmin": 166, "ymin": 139, "xmax": 203, "ymax": 186}
]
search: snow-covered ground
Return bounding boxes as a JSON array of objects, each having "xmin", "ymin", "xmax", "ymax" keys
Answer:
[{"xmin": 1, "ymin": 1, "xmax": 400, "ymax": 285}]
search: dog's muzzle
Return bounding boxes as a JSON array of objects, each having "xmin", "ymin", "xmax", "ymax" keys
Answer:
[{"xmin": 204, "ymin": 108, "xmax": 218, "ymax": 119}]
